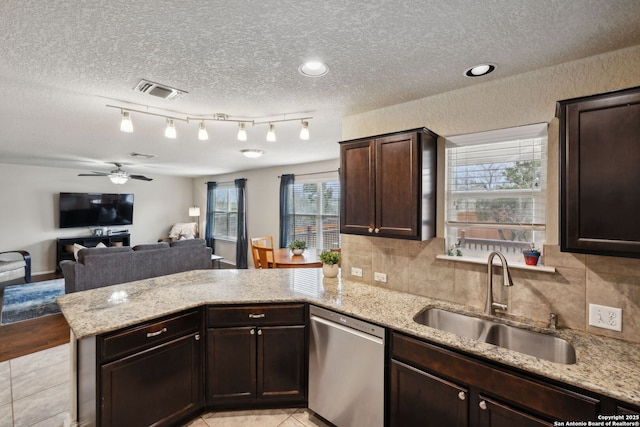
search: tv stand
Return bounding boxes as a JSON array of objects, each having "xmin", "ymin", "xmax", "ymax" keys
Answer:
[{"xmin": 56, "ymin": 233, "xmax": 131, "ymax": 272}]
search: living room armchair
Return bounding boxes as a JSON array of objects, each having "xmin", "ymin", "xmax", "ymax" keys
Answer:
[{"xmin": 0, "ymin": 250, "xmax": 31, "ymax": 285}]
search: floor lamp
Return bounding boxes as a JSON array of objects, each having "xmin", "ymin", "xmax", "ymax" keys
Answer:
[{"xmin": 189, "ymin": 206, "xmax": 201, "ymax": 237}]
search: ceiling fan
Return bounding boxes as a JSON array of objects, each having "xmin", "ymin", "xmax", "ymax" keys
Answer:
[{"xmin": 78, "ymin": 162, "xmax": 153, "ymax": 184}]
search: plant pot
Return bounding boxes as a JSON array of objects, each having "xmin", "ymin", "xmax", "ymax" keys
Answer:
[
  {"xmin": 523, "ymin": 251, "xmax": 540, "ymax": 266},
  {"xmin": 292, "ymin": 249, "xmax": 304, "ymax": 256},
  {"xmin": 322, "ymin": 263, "xmax": 339, "ymax": 278}
]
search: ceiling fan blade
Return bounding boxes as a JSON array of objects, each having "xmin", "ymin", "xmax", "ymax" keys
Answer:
[
  {"xmin": 78, "ymin": 173, "xmax": 109, "ymax": 177},
  {"xmin": 130, "ymin": 174, "xmax": 153, "ymax": 181}
]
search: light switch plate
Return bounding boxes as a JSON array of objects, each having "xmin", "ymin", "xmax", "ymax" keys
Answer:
[
  {"xmin": 588, "ymin": 303, "xmax": 622, "ymax": 331},
  {"xmin": 351, "ymin": 267, "xmax": 362, "ymax": 277},
  {"xmin": 374, "ymin": 272, "xmax": 387, "ymax": 283}
]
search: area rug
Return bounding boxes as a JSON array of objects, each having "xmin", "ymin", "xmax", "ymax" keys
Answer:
[{"xmin": 1, "ymin": 279, "xmax": 65, "ymax": 325}]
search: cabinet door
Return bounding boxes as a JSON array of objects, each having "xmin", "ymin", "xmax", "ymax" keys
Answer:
[
  {"xmin": 389, "ymin": 360, "xmax": 468, "ymax": 427},
  {"xmin": 375, "ymin": 132, "xmax": 420, "ymax": 238},
  {"xmin": 340, "ymin": 139, "xmax": 376, "ymax": 235},
  {"xmin": 207, "ymin": 327, "xmax": 257, "ymax": 404},
  {"xmin": 477, "ymin": 395, "xmax": 552, "ymax": 427},
  {"xmin": 101, "ymin": 333, "xmax": 202, "ymax": 427},
  {"xmin": 257, "ymin": 325, "xmax": 306, "ymax": 403},
  {"xmin": 560, "ymin": 87, "xmax": 640, "ymax": 257}
]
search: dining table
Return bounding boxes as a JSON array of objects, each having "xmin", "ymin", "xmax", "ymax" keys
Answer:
[{"xmin": 273, "ymin": 248, "xmax": 323, "ymax": 268}]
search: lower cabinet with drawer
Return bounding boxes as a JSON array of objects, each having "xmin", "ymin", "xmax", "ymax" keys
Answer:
[
  {"xmin": 78, "ymin": 309, "xmax": 204, "ymax": 427},
  {"xmin": 390, "ymin": 332, "xmax": 601, "ymax": 427},
  {"xmin": 206, "ymin": 303, "xmax": 308, "ymax": 408}
]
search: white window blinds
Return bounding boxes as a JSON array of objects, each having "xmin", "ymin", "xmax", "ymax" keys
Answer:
[{"xmin": 445, "ymin": 123, "xmax": 547, "ymax": 261}]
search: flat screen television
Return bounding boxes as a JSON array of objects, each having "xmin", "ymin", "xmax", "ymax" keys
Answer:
[{"xmin": 59, "ymin": 192, "xmax": 134, "ymax": 228}]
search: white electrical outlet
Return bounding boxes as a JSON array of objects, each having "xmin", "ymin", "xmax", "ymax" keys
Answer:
[
  {"xmin": 588, "ymin": 303, "xmax": 622, "ymax": 332},
  {"xmin": 351, "ymin": 267, "xmax": 363, "ymax": 277},
  {"xmin": 374, "ymin": 272, "xmax": 387, "ymax": 283}
]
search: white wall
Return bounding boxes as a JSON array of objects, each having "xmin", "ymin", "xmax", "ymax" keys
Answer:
[
  {"xmin": 0, "ymin": 163, "xmax": 194, "ymax": 273},
  {"xmin": 193, "ymin": 159, "xmax": 340, "ymax": 266}
]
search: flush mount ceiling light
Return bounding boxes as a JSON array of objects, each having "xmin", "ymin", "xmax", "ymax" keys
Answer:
[
  {"xmin": 107, "ymin": 104, "xmax": 312, "ymax": 142},
  {"xmin": 465, "ymin": 63, "xmax": 496, "ymax": 77},
  {"xmin": 241, "ymin": 149, "xmax": 264, "ymax": 158},
  {"xmin": 108, "ymin": 171, "xmax": 129, "ymax": 185},
  {"xmin": 198, "ymin": 121, "xmax": 209, "ymax": 141},
  {"xmin": 298, "ymin": 61, "xmax": 328, "ymax": 77}
]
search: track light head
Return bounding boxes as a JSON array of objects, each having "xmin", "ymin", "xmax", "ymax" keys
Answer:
[
  {"xmin": 299, "ymin": 121, "xmax": 310, "ymax": 140},
  {"xmin": 165, "ymin": 118, "xmax": 176, "ymax": 139},
  {"xmin": 198, "ymin": 121, "xmax": 209, "ymax": 141},
  {"xmin": 120, "ymin": 111, "xmax": 133, "ymax": 133},
  {"xmin": 266, "ymin": 123, "xmax": 276, "ymax": 142},
  {"xmin": 237, "ymin": 122, "xmax": 248, "ymax": 141}
]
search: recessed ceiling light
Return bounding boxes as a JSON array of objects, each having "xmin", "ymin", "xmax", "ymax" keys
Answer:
[
  {"xmin": 465, "ymin": 63, "xmax": 496, "ymax": 77},
  {"xmin": 241, "ymin": 149, "xmax": 264, "ymax": 158},
  {"xmin": 298, "ymin": 61, "xmax": 328, "ymax": 77}
]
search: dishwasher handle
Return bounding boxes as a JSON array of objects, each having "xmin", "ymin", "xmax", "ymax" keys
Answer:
[{"xmin": 310, "ymin": 315, "xmax": 384, "ymax": 345}]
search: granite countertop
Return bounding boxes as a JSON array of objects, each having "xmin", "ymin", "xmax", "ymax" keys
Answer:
[{"xmin": 57, "ymin": 268, "xmax": 640, "ymax": 406}]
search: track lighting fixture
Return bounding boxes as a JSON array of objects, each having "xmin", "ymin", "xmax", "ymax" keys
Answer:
[
  {"xmin": 165, "ymin": 118, "xmax": 176, "ymax": 139},
  {"xmin": 299, "ymin": 121, "xmax": 309, "ymax": 140},
  {"xmin": 198, "ymin": 121, "xmax": 209, "ymax": 141},
  {"xmin": 241, "ymin": 149, "xmax": 264, "ymax": 158},
  {"xmin": 107, "ymin": 104, "xmax": 312, "ymax": 144},
  {"xmin": 120, "ymin": 111, "xmax": 133, "ymax": 133},
  {"xmin": 237, "ymin": 122, "xmax": 247, "ymax": 141},
  {"xmin": 266, "ymin": 123, "xmax": 276, "ymax": 142}
]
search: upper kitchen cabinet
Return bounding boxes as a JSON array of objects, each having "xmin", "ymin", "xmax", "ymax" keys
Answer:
[
  {"xmin": 340, "ymin": 128, "xmax": 438, "ymax": 240},
  {"xmin": 558, "ymin": 86, "xmax": 640, "ymax": 258}
]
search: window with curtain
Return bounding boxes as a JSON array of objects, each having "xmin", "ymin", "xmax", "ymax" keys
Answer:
[
  {"xmin": 282, "ymin": 174, "xmax": 340, "ymax": 251},
  {"xmin": 213, "ymin": 184, "xmax": 238, "ymax": 241},
  {"xmin": 445, "ymin": 123, "xmax": 547, "ymax": 262}
]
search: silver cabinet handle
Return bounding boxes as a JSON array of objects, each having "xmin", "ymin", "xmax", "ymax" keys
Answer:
[
  {"xmin": 248, "ymin": 313, "xmax": 265, "ymax": 319},
  {"xmin": 368, "ymin": 227, "xmax": 373, "ymax": 233},
  {"xmin": 479, "ymin": 400, "xmax": 487, "ymax": 410},
  {"xmin": 458, "ymin": 391, "xmax": 466, "ymax": 401},
  {"xmin": 374, "ymin": 228, "xmax": 380, "ymax": 233},
  {"xmin": 250, "ymin": 329, "xmax": 255, "ymax": 335},
  {"xmin": 257, "ymin": 329, "xmax": 262, "ymax": 336},
  {"xmin": 146, "ymin": 327, "xmax": 167, "ymax": 338},
  {"xmin": 195, "ymin": 334, "xmax": 200, "ymax": 341}
]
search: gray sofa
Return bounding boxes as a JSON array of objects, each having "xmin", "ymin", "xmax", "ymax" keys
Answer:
[{"xmin": 60, "ymin": 239, "xmax": 212, "ymax": 294}]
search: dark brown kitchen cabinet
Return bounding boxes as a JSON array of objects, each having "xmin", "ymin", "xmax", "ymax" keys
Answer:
[
  {"xmin": 206, "ymin": 304, "xmax": 307, "ymax": 408},
  {"xmin": 340, "ymin": 128, "xmax": 438, "ymax": 240},
  {"xmin": 558, "ymin": 86, "xmax": 640, "ymax": 258},
  {"xmin": 87, "ymin": 309, "xmax": 203, "ymax": 427},
  {"xmin": 390, "ymin": 332, "xmax": 600, "ymax": 426}
]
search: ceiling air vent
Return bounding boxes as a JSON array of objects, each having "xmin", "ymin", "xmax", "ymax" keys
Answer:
[{"xmin": 133, "ymin": 79, "xmax": 187, "ymax": 101}]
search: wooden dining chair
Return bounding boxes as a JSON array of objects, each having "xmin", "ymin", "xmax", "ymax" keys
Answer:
[
  {"xmin": 250, "ymin": 236, "xmax": 275, "ymax": 268},
  {"xmin": 255, "ymin": 245, "xmax": 277, "ymax": 269}
]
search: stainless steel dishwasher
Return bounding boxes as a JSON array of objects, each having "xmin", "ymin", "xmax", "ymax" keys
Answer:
[{"xmin": 309, "ymin": 305, "xmax": 385, "ymax": 427}]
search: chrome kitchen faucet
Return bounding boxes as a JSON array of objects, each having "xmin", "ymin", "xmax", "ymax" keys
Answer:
[{"xmin": 485, "ymin": 252, "xmax": 514, "ymax": 315}]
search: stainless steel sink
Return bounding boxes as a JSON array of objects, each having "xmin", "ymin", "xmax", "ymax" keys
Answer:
[
  {"xmin": 413, "ymin": 307, "xmax": 487, "ymax": 340},
  {"xmin": 413, "ymin": 307, "xmax": 576, "ymax": 364}
]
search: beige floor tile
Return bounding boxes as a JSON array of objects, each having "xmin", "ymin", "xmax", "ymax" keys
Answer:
[
  {"xmin": 11, "ymin": 359, "xmax": 69, "ymax": 401},
  {"xmin": 201, "ymin": 409, "xmax": 291, "ymax": 427},
  {"xmin": 291, "ymin": 409, "xmax": 331, "ymax": 427},
  {"xmin": 277, "ymin": 416, "xmax": 306, "ymax": 427},
  {"xmin": 0, "ymin": 403, "xmax": 12, "ymax": 427},
  {"xmin": 0, "ymin": 362, "xmax": 11, "ymax": 407},
  {"xmin": 29, "ymin": 411, "xmax": 68, "ymax": 427},
  {"xmin": 9, "ymin": 344, "xmax": 69, "ymax": 378},
  {"xmin": 12, "ymin": 382, "xmax": 69, "ymax": 427}
]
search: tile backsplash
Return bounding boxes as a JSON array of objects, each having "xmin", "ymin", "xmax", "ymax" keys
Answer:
[{"xmin": 341, "ymin": 234, "xmax": 640, "ymax": 343}]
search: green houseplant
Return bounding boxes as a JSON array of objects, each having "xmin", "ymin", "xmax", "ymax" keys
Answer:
[
  {"xmin": 319, "ymin": 250, "xmax": 341, "ymax": 278},
  {"xmin": 288, "ymin": 240, "xmax": 307, "ymax": 255}
]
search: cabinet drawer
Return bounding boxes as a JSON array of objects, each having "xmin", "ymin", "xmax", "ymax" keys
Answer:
[
  {"xmin": 101, "ymin": 310, "xmax": 201, "ymax": 361},
  {"xmin": 392, "ymin": 332, "xmax": 600, "ymax": 422},
  {"xmin": 207, "ymin": 304, "xmax": 306, "ymax": 327}
]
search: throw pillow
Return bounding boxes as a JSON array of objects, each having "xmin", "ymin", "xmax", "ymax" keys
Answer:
[
  {"xmin": 73, "ymin": 243, "xmax": 86, "ymax": 261},
  {"xmin": 96, "ymin": 242, "xmax": 107, "ymax": 248}
]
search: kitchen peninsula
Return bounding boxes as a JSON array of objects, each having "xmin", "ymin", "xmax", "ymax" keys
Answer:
[{"xmin": 57, "ymin": 269, "xmax": 640, "ymax": 426}]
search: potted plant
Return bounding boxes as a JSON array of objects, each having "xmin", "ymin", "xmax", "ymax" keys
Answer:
[
  {"xmin": 319, "ymin": 250, "xmax": 341, "ymax": 278},
  {"xmin": 522, "ymin": 244, "xmax": 541, "ymax": 266},
  {"xmin": 288, "ymin": 240, "xmax": 307, "ymax": 255}
]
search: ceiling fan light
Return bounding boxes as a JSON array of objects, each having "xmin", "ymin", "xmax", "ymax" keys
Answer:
[
  {"xmin": 241, "ymin": 149, "xmax": 264, "ymax": 158},
  {"xmin": 299, "ymin": 121, "xmax": 310, "ymax": 140},
  {"xmin": 237, "ymin": 122, "xmax": 248, "ymax": 141},
  {"xmin": 198, "ymin": 121, "xmax": 209, "ymax": 141},
  {"xmin": 108, "ymin": 172, "xmax": 129, "ymax": 185},
  {"xmin": 266, "ymin": 123, "xmax": 276, "ymax": 142},
  {"xmin": 165, "ymin": 118, "xmax": 177, "ymax": 139},
  {"xmin": 120, "ymin": 111, "xmax": 133, "ymax": 133}
]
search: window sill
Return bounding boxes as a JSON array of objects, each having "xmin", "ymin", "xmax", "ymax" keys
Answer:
[{"xmin": 435, "ymin": 255, "xmax": 556, "ymax": 273}]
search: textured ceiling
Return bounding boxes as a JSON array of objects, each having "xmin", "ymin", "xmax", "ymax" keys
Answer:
[{"xmin": 1, "ymin": 0, "xmax": 639, "ymax": 178}]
